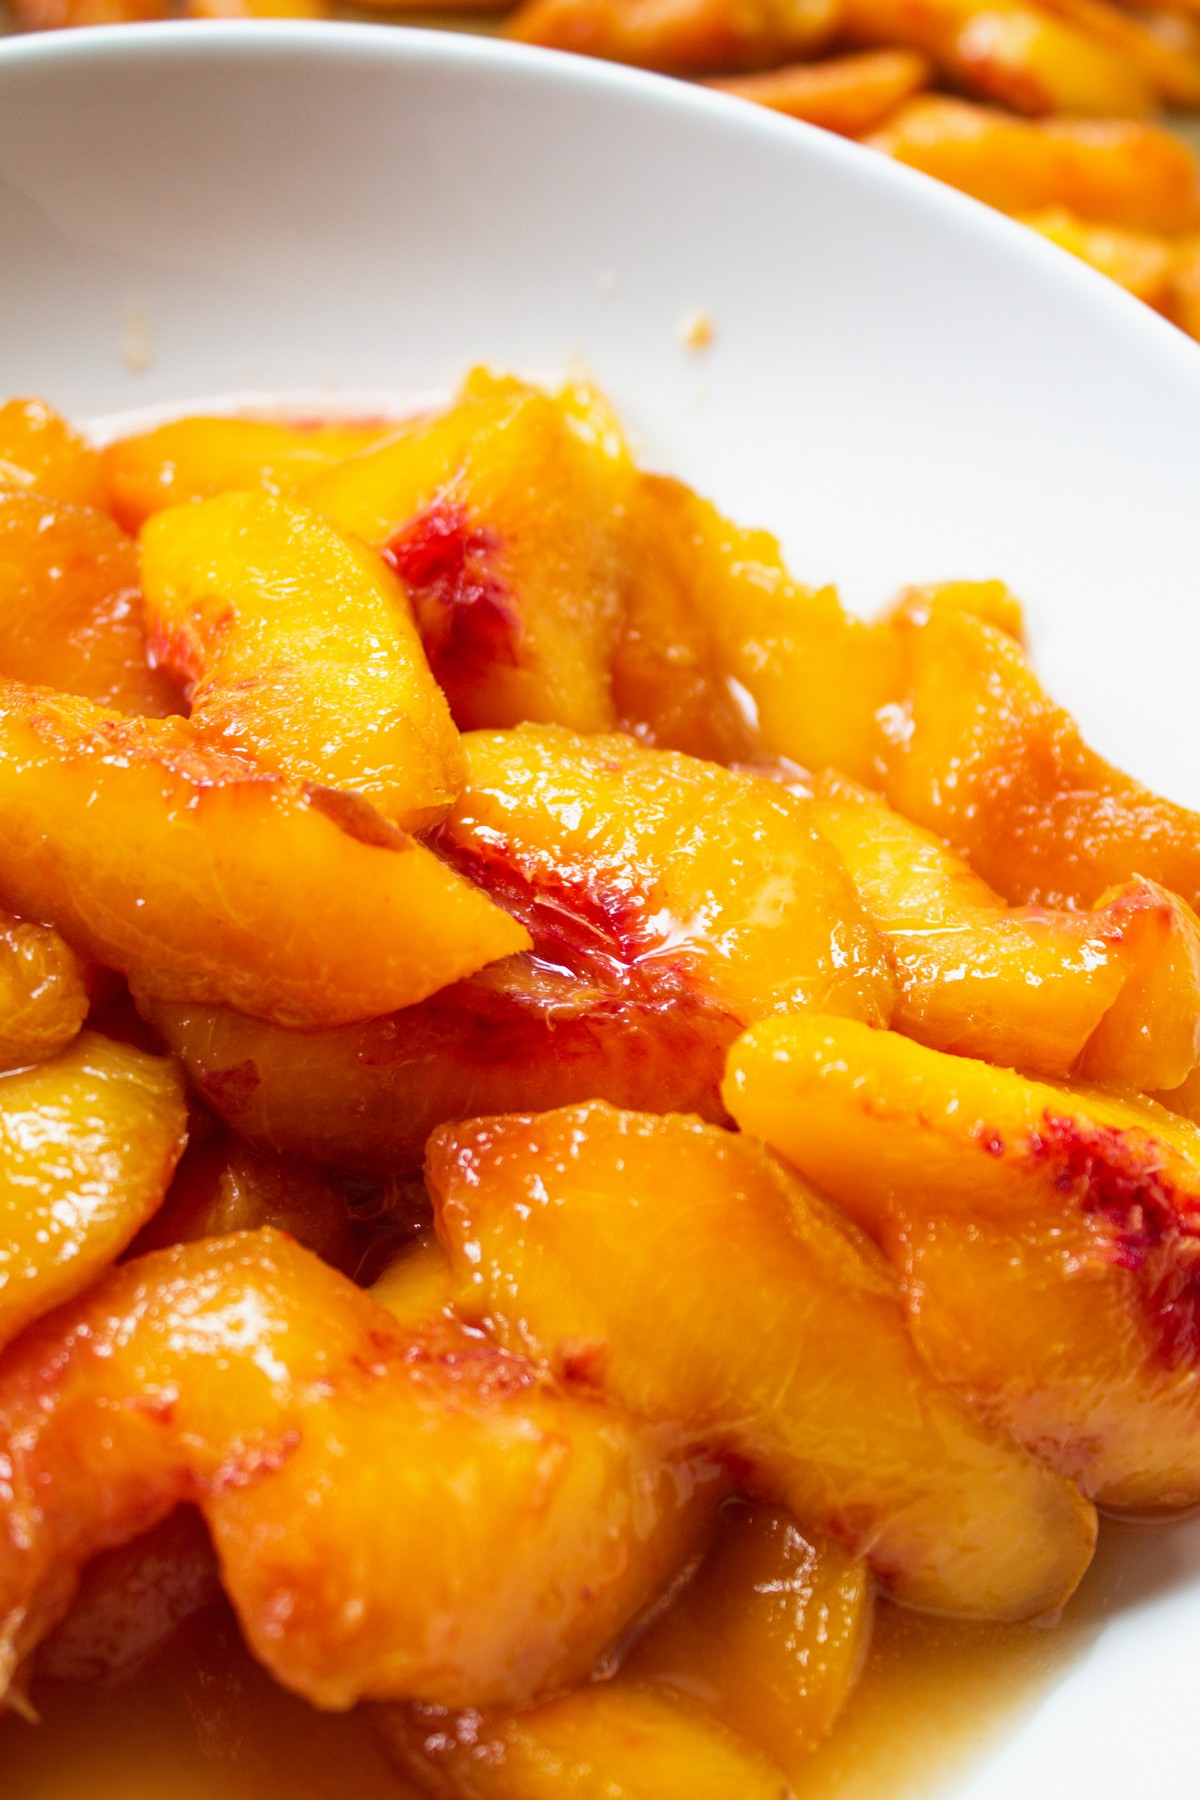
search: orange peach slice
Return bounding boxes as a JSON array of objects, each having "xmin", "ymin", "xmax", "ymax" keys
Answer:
[
  {"xmin": 0, "ymin": 907, "xmax": 90, "ymax": 1073},
  {"xmin": 104, "ymin": 414, "xmax": 393, "ymax": 533},
  {"xmin": 0, "ymin": 1231, "xmax": 719, "ymax": 1711},
  {"xmin": 0, "ymin": 1030, "xmax": 186, "ymax": 1351},
  {"xmin": 428, "ymin": 1100, "xmax": 1096, "ymax": 1620},
  {"xmin": 0, "ymin": 494, "xmax": 178, "ymax": 716},
  {"xmin": 0, "ymin": 683, "xmax": 526, "ymax": 1029},
  {"xmin": 807, "ymin": 775, "xmax": 1200, "ymax": 1088},
  {"xmin": 725, "ymin": 1014, "xmax": 1200, "ymax": 1509},
  {"xmin": 704, "ymin": 49, "xmax": 930, "ymax": 135},
  {"xmin": 505, "ymin": 0, "xmax": 839, "ymax": 73},
  {"xmin": 436, "ymin": 727, "xmax": 896, "ymax": 1028},
  {"xmin": 140, "ymin": 491, "xmax": 463, "ymax": 829},
  {"xmin": 305, "ymin": 371, "xmax": 629, "ymax": 734},
  {"xmin": 0, "ymin": 399, "xmax": 108, "ymax": 511}
]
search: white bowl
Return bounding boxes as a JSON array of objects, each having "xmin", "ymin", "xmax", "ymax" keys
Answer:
[{"xmin": 3, "ymin": 24, "xmax": 1200, "ymax": 1798}]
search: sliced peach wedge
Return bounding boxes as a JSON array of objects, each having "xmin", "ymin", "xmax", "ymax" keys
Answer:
[
  {"xmin": 427, "ymin": 1100, "xmax": 1096, "ymax": 1622},
  {"xmin": 0, "ymin": 682, "xmax": 525, "ymax": 1029},
  {"xmin": 0, "ymin": 1030, "xmax": 186, "ymax": 1351},
  {"xmin": 804, "ymin": 773, "xmax": 1200, "ymax": 1090},
  {"xmin": 725, "ymin": 1015, "xmax": 1200, "ymax": 1511},
  {"xmin": 0, "ymin": 397, "xmax": 109, "ymax": 512},
  {"xmin": 140, "ymin": 491, "xmax": 464, "ymax": 831},
  {"xmin": 305, "ymin": 369, "xmax": 630, "ymax": 734},
  {"xmin": 0, "ymin": 1230, "xmax": 720, "ymax": 1712},
  {"xmin": 0, "ymin": 906, "xmax": 90, "ymax": 1073}
]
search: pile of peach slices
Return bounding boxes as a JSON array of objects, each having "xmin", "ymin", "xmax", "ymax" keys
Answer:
[{"xmin": 1, "ymin": 370, "xmax": 1200, "ymax": 1795}]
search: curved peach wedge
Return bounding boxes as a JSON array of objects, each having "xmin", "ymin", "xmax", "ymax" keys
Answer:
[
  {"xmin": 141, "ymin": 945, "xmax": 735, "ymax": 1175},
  {"xmin": 806, "ymin": 775, "xmax": 1200, "ymax": 1088},
  {"xmin": 0, "ymin": 399, "xmax": 108, "ymax": 511},
  {"xmin": 0, "ymin": 683, "xmax": 526, "ymax": 1028},
  {"xmin": 725, "ymin": 1014, "xmax": 1200, "ymax": 1509},
  {"xmin": 437, "ymin": 726, "xmax": 896, "ymax": 1029},
  {"xmin": 0, "ymin": 1230, "xmax": 719, "ymax": 1711},
  {"xmin": 140, "ymin": 491, "xmax": 464, "ymax": 830},
  {"xmin": 428, "ymin": 1100, "xmax": 1096, "ymax": 1620},
  {"xmin": 0, "ymin": 907, "xmax": 90, "ymax": 1073},
  {"xmin": 0, "ymin": 494, "xmax": 178, "ymax": 716},
  {"xmin": 104, "ymin": 414, "xmax": 393, "ymax": 533},
  {"xmin": 0, "ymin": 1029, "xmax": 186, "ymax": 1351},
  {"xmin": 306, "ymin": 370, "xmax": 629, "ymax": 734}
]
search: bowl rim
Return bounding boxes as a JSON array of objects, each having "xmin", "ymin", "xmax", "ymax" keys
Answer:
[{"xmin": 2, "ymin": 16, "xmax": 1200, "ymax": 398}]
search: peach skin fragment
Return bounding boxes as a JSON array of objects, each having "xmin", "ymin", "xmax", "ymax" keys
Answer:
[
  {"xmin": 725, "ymin": 1013, "xmax": 1200, "ymax": 1509},
  {"xmin": 140, "ymin": 491, "xmax": 464, "ymax": 830},
  {"xmin": 0, "ymin": 1230, "xmax": 719, "ymax": 1711},
  {"xmin": 428, "ymin": 1099, "xmax": 1096, "ymax": 1621},
  {"xmin": 0, "ymin": 1030, "xmax": 186, "ymax": 1353},
  {"xmin": 0, "ymin": 682, "xmax": 527, "ymax": 1029}
]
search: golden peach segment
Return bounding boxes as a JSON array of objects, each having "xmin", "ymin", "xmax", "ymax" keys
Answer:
[
  {"xmin": 841, "ymin": 0, "xmax": 1154, "ymax": 114},
  {"xmin": 0, "ymin": 1030, "xmax": 186, "ymax": 1352},
  {"xmin": 133, "ymin": 1131, "xmax": 354, "ymax": 1270},
  {"xmin": 617, "ymin": 474, "xmax": 898, "ymax": 784},
  {"xmin": 140, "ymin": 491, "xmax": 463, "ymax": 830},
  {"xmin": 306, "ymin": 370, "xmax": 629, "ymax": 735},
  {"xmin": 881, "ymin": 603, "xmax": 1200, "ymax": 914},
  {"xmin": 0, "ymin": 495, "xmax": 178, "ymax": 716},
  {"xmin": 438, "ymin": 726, "xmax": 895, "ymax": 1028},
  {"xmin": 807, "ymin": 777, "xmax": 1200, "ymax": 1087},
  {"xmin": 725, "ymin": 1014, "xmax": 1200, "ymax": 1507},
  {"xmin": 865, "ymin": 99, "xmax": 1200, "ymax": 234},
  {"xmin": 141, "ymin": 946, "xmax": 735, "ymax": 1176},
  {"xmin": 1034, "ymin": 0, "xmax": 1200, "ymax": 107},
  {"xmin": 0, "ymin": 907, "xmax": 90, "ymax": 1073},
  {"xmin": 886, "ymin": 576, "xmax": 1027, "ymax": 641},
  {"xmin": 625, "ymin": 1502, "xmax": 872, "ymax": 1771},
  {"xmin": 704, "ymin": 49, "xmax": 931, "ymax": 134},
  {"xmin": 429, "ymin": 1101, "xmax": 1096, "ymax": 1620},
  {"xmin": 379, "ymin": 1684, "xmax": 788, "ymax": 1799},
  {"xmin": 1021, "ymin": 209, "xmax": 1177, "ymax": 310},
  {"xmin": 505, "ymin": 0, "xmax": 838, "ymax": 72},
  {"xmin": 104, "ymin": 415, "xmax": 393, "ymax": 533},
  {"xmin": 0, "ymin": 399, "xmax": 107, "ymax": 511},
  {"xmin": 0, "ymin": 1231, "xmax": 719, "ymax": 1711},
  {"xmin": 0, "ymin": 683, "xmax": 526, "ymax": 1029}
]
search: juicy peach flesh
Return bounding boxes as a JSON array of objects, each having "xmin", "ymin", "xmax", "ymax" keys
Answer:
[
  {"xmin": 726, "ymin": 1015, "xmax": 1200, "ymax": 1509},
  {"xmin": 428, "ymin": 1099, "xmax": 1097, "ymax": 1621}
]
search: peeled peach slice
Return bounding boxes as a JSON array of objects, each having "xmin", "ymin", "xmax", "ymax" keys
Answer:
[
  {"xmin": 806, "ymin": 775, "xmax": 1200, "ymax": 1088},
  {"xmin": 0, "ymin": 683, "xmax": 526, "ymax": 1029},
  {"xmin": 881, "ymin": 603, "xmax": 1200, "ymax": 913},
  {"xmin": 428, "ymin": 1100, "xmax": 1096, "ymax": 1620},
  {"xmin": 704, "ymin": 48, "xmax": 931, "ymax": 135},
  {"xmin": 0, "ymin": 399, "xmax": 108, "ymax": 511},
  {"xmin": 140, "ymin": 492, "xmax": 463, "ymax": 830},
  {"xmin": 305, "ymin": 370, "xmax": 629, "ymax": 734},
  {"xmin": 0, "ymin": 1030, "xmax": 186, "ymax": 1351},
  {"xmin": 141, "ymin": 946, "xmax": 735, "ymax": 1175},
  {"xmin": 0, "ymin": 494, "xmax": 178, "ymax": 716},
  {"xmin": 725, "ymin": 1014, "xmax": 1200, "ymax": 1509},
  {"xmin": 0, "ymin": 1230, "xmax": 719, "ymax": 1711},
  {"xmin": 103, "ymin": 414, "xmax": 393, "ymax": 533},
  {"xmin": 505, "ymin": 0, "xmax": 839, "ymax": 74},
  {"xmin": 0, "ymin": 907, "xmax": 90, "ymax": 1073},
  {"xmin": 436, "ymin": 727, "xmax": 896, "ymax": 1028}
]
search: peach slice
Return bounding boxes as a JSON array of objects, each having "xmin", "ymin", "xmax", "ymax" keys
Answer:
[
  {"xmin": 0, "ymin": 1030, "xmax": 186, "ymax": 1351},
  {"xmin": 0, "ymin": 494, "xmax": 179, "ymax": 716},
  {"xmin": 0, "ymin": 907, "xmax": 90, "ymax": 1073},
  {"xmin": 505, "ymin": 0, "xmax": 839, "ymax": 74},
  {"xmin": 725, "ymin": 1014, "xmax": 1200, "ymax": 1509},
  {"xmin": 140, "ymin": 491, "xmax": 464, "ymax": 830},
  {"xmin": 806, "ymin": 774, "xmax": 1200, "ymax": 1088},
  {"xmin": 141, "ymin": 946, "xmax": 735, "ymax": 1175},
  {"xmin": 436, "ymin": 727, "xmax": 896, "ymax": 1029},
  {"xmin": 103, "ymin": 414, "xmax": 393, "ymax": 533},
  {"xmin": 305, "ymin": 370, "xmax": 629, "ymax": 734},
  {"xmin": 0, "ymin": 399, "xmax": 108, "ymax": 511},
  {"xmin": 0, "ymin": 682, "xmax": 526, "ymax": 1029},
  {"xmin": 428, "ymin": 1100, "xmax": 1096, "ymax": 1620},
  {"xmin": 0, "ymin": 1230, "xmax": 720, "ymax": 1711},
  {"xmin": 704, "ymin": 48, "xmax": 931, "ymax": 135},
  {"xmin": 881, "ymin": 603, "xmax": 1200, "ymax": 913}
]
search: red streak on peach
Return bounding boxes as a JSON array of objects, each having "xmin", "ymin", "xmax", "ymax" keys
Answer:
[{"xmin": 384, "ymin": 500, "xmax": 522, "ymax": 700}]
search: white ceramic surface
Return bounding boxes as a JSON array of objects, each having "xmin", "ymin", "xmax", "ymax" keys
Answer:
[{"xmin": 2, "ymin": 25, "xmax": 1200, "ymax": 1797}]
